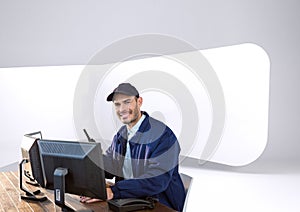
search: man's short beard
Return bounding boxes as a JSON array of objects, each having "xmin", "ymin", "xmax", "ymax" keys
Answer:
[{"xmin": 119, "ymin": 107, "xmax": 140, "ymax": 125}]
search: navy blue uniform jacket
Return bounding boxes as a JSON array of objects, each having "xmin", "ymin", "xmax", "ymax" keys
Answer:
[{"xmin": 103, "ymin": 112, "xmax": 186, "ymax": 211}]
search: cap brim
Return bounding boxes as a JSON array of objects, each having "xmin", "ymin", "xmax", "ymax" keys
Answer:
[{"xmin": 106, "ymin": 92, "xmax": 115, "ymax": 101}]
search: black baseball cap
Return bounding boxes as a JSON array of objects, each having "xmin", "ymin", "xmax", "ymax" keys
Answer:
[{"xmin": 106, "ymin": 83, "xmax": 139, "ymax": 101}]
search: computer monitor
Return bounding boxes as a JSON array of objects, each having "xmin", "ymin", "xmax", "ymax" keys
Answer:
[
  {"xmin": 20, "ymin": 132, "xmax": 47, "ymax": 201},
  {"xmin": 27, "ymin": 139, "xmax": 45, "ymax": 188},
  {"xmin": 37, "ymin": 139, "xmax": 107, "ymax": 210}
]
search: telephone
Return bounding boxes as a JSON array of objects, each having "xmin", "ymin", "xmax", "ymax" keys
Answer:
[{"xmin": 108, "ymin": 198, "xmax": 155, "ymax": 212}]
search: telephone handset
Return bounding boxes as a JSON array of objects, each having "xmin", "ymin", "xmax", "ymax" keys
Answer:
[{"xmin": 108, "ymin": 198, "xmax": 155, "ymax": 212}]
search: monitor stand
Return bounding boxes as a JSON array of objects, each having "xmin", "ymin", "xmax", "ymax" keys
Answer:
[
  {"xmin": 54, "ymin": 167, "xmax": 93, "ymax": 212},
  {"xmin": 19, "ymin": 159, "xmax": 47, "ymax": 202}
]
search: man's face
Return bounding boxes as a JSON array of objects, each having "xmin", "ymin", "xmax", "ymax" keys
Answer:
[{"xmin": 113, "ymin": 93, "xmax": 143, "ymax": 128}]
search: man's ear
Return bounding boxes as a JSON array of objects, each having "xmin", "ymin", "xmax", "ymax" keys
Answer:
[{"xmin": 137, "ymin": 96, "xmax": 143, "ymax": 107}]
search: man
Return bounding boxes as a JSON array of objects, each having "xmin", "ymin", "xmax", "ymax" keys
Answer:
[{"xmin": 81, "ymin": 83, "xmax": 186, "ymax": 211}]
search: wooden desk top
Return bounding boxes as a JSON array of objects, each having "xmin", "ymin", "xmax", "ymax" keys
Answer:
[{"xmin": 0, "ymin": 171, "xmax": 175, "ymax": 212}]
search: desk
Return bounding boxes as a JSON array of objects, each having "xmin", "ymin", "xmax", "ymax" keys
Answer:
[{"xmin": 0, "ymin": 171, "xmax": 175, "ymax": 212}]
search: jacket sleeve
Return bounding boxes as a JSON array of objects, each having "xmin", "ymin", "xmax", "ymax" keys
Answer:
[
  {"xmin": 110, "ymin": 128, "xmax": 180, "ymax": 198},
  {"xmin": 103, "ymin": 147, "xmax": 116, "ymax": 180}
]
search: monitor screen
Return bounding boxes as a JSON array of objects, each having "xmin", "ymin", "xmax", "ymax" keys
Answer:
[{"xmin": 37, "ymin": 139, "xmax": 107, "ymax": 201}]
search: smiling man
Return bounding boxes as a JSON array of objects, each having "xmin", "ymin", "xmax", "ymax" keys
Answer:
[{"xmin": 103, "ymin": 82, "xmax": 185, "ymax": 211}]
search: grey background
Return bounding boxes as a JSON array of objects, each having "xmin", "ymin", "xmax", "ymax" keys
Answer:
[{"xmin": 0, "ymin": 0, "xmax": 299, "ymax": 173}]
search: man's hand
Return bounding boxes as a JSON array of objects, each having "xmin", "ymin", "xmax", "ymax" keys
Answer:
[
  {"xmin": 80, "ymin": 187, "xmax": 114, "ymax": 203},
  {"xmin": 106, "ymin": 187, "xmax": 114, "ymax": 200},
  {"xmin": 79, "ymin": 196, "xmax": 102, "ymax": 203}
]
